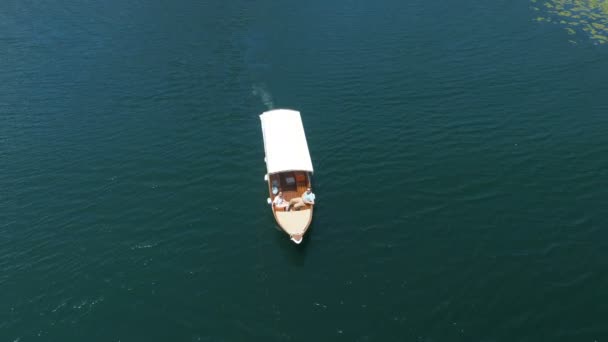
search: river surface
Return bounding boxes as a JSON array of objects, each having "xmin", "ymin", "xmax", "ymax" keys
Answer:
[{"xmin": 2, "ymin": 0, "xmax": 608, "ymax": 341}]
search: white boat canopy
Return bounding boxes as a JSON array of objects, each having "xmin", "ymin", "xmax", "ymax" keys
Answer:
[{"xmin": 260, "ymin": 109, "xmax": 314, "ymax": 175}]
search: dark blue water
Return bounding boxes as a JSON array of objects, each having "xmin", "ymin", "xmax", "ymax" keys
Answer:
[{"xmin": 2, "ymin": 0, "xmax": 608, "ymax": 341}]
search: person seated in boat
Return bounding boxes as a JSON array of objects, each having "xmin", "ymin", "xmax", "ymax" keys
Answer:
[
  {"xmin": 288, "ymin": 187, "xmax": 315, "ymax": 211},
  {"xmin": 273, "ymin": 192, "xmax": 290, "ymax": 211}
]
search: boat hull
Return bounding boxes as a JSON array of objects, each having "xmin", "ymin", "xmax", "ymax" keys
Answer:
[{"xmin": 260, "ymin": 109, "xmax": 315, "ymax": 244}]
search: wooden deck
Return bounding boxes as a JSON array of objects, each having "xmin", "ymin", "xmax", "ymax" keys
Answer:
[{"xmin": 275, "ymin": 209, "xmax": 312, "ymax": 236}]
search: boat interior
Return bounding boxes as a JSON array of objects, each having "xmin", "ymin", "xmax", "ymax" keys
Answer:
[{"xmin": 269, "ymin": 171, "xmax": 311, "ymax": 203}]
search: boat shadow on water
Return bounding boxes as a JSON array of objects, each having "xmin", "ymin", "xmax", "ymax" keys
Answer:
[{"xmin": 272, "ymin": 222, "xmax": 313, "ymax": 266}]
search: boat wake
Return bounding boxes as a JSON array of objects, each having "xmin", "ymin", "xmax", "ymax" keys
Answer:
[{"xmin": 252, "ymin": 83, "xmax": 275, "ymax": 110}]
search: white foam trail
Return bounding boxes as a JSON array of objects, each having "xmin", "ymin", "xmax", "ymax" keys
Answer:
[
  {"xmin": 252, "ymin": 84, "xmax": 275, "ymax": 110},
  {"xmin": 131, "ymin": 242, "xmax": 157, "ymax": 250}
]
